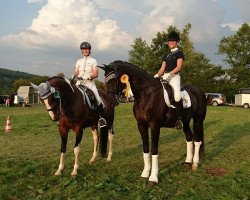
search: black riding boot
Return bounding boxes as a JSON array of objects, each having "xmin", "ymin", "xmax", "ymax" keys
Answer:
[
  {"xmin": 97, "ymin": 104, "xmax": 107, "ymax": 127},
  {"xmin": 175, "ymin": 101, "xmax": 183, "ymax": 130}
]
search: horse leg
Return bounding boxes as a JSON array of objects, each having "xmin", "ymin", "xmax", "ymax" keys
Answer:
[
  {"xmin": 148, "ymin": 125, "xmax": 160, "ymax": 185},
  {"xmin": 55, "ymin": 131, "xmax": 68, "ymax": 176},
  {"xmin": 138, "ymin": 122, "xmax": 150, "ymax": 179},
  {"xmin": 183, "ymin": 123, "xmax": 194, "ymax": 165},
  {"xmin": 89, "ymin": 128, "xmax": 99, "ymax": 164},
  {"xmin": 106, "ymin": 132, "xmax": 113, "ymax": 162},
  {"xmin": 71, "ymin": 130, "xmax": 83, "ymax": 176},
  {"xmin": 192, "ymin": 119, "xmax": 204, "ymax": 171}
]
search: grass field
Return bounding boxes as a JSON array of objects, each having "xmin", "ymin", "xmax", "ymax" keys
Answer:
[{"xmin": 0, "ymin": 103, "xmax": 249, "ymax": 200}]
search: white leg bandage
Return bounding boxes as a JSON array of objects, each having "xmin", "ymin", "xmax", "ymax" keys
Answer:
[
  {"xmin": 141, "ymin": 153, "xmax": 151, "ymax": 178},
  {"xmin": 192, "ymin": 141, "xmax": 202, "ymax": 167},
  {"xmin": 149, "ymin": 155, "xmax": 158, "ymax": 183},
  {"xmin": 71, "ymin": 146, "xmax": 80, "ymax": 176},
  {"xmin": 185, "ymin": 141, "xmax": 193, "ymax": 163},
  {"xmin": 55, "ymin": 153, "xmax": 65, "ymax": 176}
]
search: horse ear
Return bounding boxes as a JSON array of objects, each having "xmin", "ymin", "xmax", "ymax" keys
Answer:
[
  {"xmin": 30, "ymin": 82, "xmax": 39, "ymax": 90},
  {"xmin": 98, "ymin": 65, "xmax": 106, "ymax": 70}
]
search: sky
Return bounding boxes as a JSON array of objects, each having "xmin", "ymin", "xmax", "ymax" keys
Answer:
[{"xmin": 0, "ymin": 0, "xmax": 249, "ymax": 80}]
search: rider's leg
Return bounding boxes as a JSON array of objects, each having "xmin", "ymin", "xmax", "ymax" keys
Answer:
[
  {"xmin": 86, "ymin": 83, "xmax": 107, "ymax": 127},
  {"xmin": 169, "ymin": 74, "xmax": 183, "ymax": 130},
  {"xmin": 96, "ymin": 103, "xmax": 107, "ymax": 127}
]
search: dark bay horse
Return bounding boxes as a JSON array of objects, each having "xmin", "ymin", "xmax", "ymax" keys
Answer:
[
  {"xmin": 31, "ymin": 76, "xmax": 116, "ymax": 176},
  {"xmin": 100, "ymin": 61, "xmax": 207, "ymax": 185}
]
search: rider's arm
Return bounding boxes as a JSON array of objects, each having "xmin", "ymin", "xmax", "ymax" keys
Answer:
[
  {"xmin": 74, "ymin": 66, "xmax": 79, "ymax": 76},
  {"xmin": 91, "ymin": 65, "xmax": 98, "ymax": 79},
  {"xmin": 156, "ymin": 61, "xmax": 167, "ymax": 76},
  {"xmin": 169, "ymin": 58, "xmax": 183, "ymax": 75}
]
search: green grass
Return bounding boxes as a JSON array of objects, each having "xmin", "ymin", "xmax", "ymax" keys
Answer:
[{"xmin": 0, "ymin": 104, "xmax": 249, "ymax": 200}]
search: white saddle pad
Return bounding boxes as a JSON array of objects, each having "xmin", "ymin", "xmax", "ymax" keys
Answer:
[
  {"xmin": 161, "ymin": 83, "xmax": 191, "ymax": 108},
  {"xmin": 180, "ymin": 90, "xmax": 191, "ymax": 108}
]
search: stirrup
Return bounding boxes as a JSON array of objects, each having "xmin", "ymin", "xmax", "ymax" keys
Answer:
[
  {"xmin": 99, "ymin": 118, "xmax": 107, "ymax": 128},
  {"xmin": 175, "ymin": 119, "xmax": 183, "ymax": 130}
]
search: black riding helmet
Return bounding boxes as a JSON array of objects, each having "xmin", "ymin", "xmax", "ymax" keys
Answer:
[
  {"xmin": 168, "ymin": 31, "xmax": 180, "ymax": 42},
  {"xmin": 80, "ymin": 41, "xmax": 91, "ymax": 50}
]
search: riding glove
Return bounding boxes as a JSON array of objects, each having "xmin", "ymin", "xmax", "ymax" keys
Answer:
[
  {"xmin": 163, "ymin": 73, "xmax": 170, "ymax": 80},
  {"xmin": 83, "ymin": 74, "xmax": 91, "ymax": 80},
  {"xmin": 154, "ymin": 74, "xmax": 159, "ymax": 78}
]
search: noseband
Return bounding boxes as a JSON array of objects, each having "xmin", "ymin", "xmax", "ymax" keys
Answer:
[{"xmin": 105, "ymin": 70, "xmax": 121, "ymax": 99}]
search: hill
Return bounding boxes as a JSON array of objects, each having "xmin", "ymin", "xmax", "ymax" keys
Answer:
[{"xmin": 0, "ymin": 68, "xmax": 36, "ymax": 94}]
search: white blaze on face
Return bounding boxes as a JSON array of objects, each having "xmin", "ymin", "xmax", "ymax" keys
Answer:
[{"xmin": 44, "ymin": 99, "xmax": 55, "ymax": 120}]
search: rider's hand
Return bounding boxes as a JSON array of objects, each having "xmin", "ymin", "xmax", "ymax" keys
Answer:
[
  {"xmin": 83, "ymin": 74, "xmax": 91, "ymax": 80},
  {"xmin": 162, "ymin": 73, "xmax": 170, "ymax": 80},
  {"xmin": 154, "ymin": 74, "xmax": 159, "ymax": 78}
]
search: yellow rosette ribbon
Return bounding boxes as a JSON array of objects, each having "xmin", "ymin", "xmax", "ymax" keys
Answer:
[{"xmin": 120, "ymin": 74, "xmax": 131, "ymax": 97}]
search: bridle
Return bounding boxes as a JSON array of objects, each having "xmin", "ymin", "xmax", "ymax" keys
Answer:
[
  {"xmin": 45, "ymin": 90, "xmax": 63, "ymax": 115},
  {"xmin": 104, "ymin": 68, "xmax": 162, "ymax": 97}
]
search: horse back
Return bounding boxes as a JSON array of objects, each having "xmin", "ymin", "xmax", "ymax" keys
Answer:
[{"xmin": 183, "ymin": 84, "xmax": 207, "ymax": 119}]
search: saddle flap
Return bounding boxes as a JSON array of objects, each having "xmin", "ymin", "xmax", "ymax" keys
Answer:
[{"xmin": 78, "ymin": 85, "xmax": 97, "ymax": 110}]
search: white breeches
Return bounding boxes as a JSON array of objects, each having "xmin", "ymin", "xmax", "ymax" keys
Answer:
[{"xmin": 168, "ymin": 74, "xmax": 181, "ymax": 102}]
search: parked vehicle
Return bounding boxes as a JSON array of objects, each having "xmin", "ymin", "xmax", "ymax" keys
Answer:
[
  {"xmin": 205, "ymin": 93, "xmax": 226, "ymax": 106},
  {"xmin": 14, "ymin": 95, "xmax": 27, "ymax": 106},
  {"xmin": 234, "ymin": 87, "xmax": 250, "ymax": 108}
]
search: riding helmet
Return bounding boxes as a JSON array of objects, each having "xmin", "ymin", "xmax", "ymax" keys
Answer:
[
  {"xmin": 80, "ymin": 41, "xmax": 91, "ymax": 50},
  {"xmin": 168, "ymin": 31, "xmax": 180, "ymax": 42}
]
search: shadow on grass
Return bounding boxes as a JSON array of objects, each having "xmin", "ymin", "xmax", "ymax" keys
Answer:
[{"xmin": 205, "ymin": 122, "xmax": 250, "ymax": 160}]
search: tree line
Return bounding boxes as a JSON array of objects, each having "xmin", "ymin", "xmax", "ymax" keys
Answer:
[
  {"xmin": 1, "ymin": 23, "xmax": 249, "ymax": 103},
  {"xmin": 128, "ymin": 23, "xmax": 250, "ymax": 102}
]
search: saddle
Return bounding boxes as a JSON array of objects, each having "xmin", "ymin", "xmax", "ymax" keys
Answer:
[
  {"xmin": 161, "ymin": 80, "xmax": 191, "ymax": 108},
  {"xmin": 77, "ymin": 85, "xmax": 97, "ymax": 110}
]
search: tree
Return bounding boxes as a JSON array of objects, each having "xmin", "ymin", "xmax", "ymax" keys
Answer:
[
  {"xmin": 56, "ymin": 73, "xmax": 65, "ymax": 77},
  {"xmin": 12, "ymin": 76, "xmax": 49, "ymax": 93},
  {"xmin": 218, "ymin": 22, "xmax": 250, "ymax": 89},
  {"xmin": 95, "ymin": 79, "xmax": 106, "ymax": 90},
  {"xmin": 128, "ymin": 37, "xmax": 151, "ymax": 70}
]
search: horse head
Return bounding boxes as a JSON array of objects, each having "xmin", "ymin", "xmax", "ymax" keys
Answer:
[
  {"xmin": 31, "ymin": 77, "xmax": 75, "ymax": 121},
  {"xmin": 99, "ymin": 62, "xmax": 127, "ymax": 98}
]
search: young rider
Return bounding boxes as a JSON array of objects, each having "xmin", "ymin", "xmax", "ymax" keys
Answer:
[
  {"xmin": 154, "ymin": 31, "xmax": 184, "ymax": 130},
  {"xmin": 73, "ymin": 41, "xmax": 107, "ymax": 127}
]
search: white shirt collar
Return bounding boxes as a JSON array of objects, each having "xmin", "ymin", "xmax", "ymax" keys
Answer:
[{"xmin": 171, "ymin": 47, "xmax": 178, "ymax": 52}]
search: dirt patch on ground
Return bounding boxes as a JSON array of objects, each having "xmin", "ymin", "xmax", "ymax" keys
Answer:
[{"xmin": 206, "ymin": 166, "xmax": 231, "ymax": 176}]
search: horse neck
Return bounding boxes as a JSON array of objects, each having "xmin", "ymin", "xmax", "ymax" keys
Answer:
[
  {"xmin": 118, "ymin": 65, "xmax": 158, "ymax": 97},
  {"xmin": 50, "ymin": 79, "xmax": 78, "ymax": 108}
]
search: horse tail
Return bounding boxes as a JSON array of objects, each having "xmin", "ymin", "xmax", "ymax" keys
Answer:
[
  {"xmin": 200, "ymin": 130, "xmax": 205, "ymax": 158},
  {"xmin": 197, "ymin": 88, "xmax": 207, "ymax": 159},
  {"xmin": 99, "ymin": 126, "xmax": 108, "ymax": 158}
]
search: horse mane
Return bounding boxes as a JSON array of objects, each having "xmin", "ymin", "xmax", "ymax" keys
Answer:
[{"xmin": 112, "ymin": 60, "xmax": 154, "ymax": 80}]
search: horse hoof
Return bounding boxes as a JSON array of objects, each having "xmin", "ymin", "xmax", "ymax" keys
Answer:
[
  {"xmin": 182, "ymin": 162, "xmax": 192, "ymax": 165},
  {"xmin": 55, "ymin": 171, "xmax": 61, "ymax": 176},
  {"xmin": 192, "ymin": 165, "xmax": 198, "ymax": 171},
  {"xmin": 89, "ymin": 160, "xmax": 95, "ymax": 165},
  {"xmin": 71, "ymin": 172, "xmax": 77, "ymax": 177},
  {"xmin": 148, "ymin": 181, "xmax": 157, "ymax": 187},
  {"xmin": 182, "ymin": 162, "xmax": 192, "ymax": 169}
]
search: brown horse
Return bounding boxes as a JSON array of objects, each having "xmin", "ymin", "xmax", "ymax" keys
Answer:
[
  {"xmin": 31, "ymin": 76, "xmax": 116, "ymax": 176},
  {"xmin": 100, "ymin": 61, "xmax": 207, "ymax": 186}
]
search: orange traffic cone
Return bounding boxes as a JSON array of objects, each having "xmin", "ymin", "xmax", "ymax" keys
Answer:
[{"xmin": 4, "ymin": 116, "xmax": 12, "ymax": 133}]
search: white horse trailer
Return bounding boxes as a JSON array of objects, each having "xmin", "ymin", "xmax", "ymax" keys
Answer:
[{"xmin": 235, "ymin": 88, "xmax": 250, "ymax": 108}]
